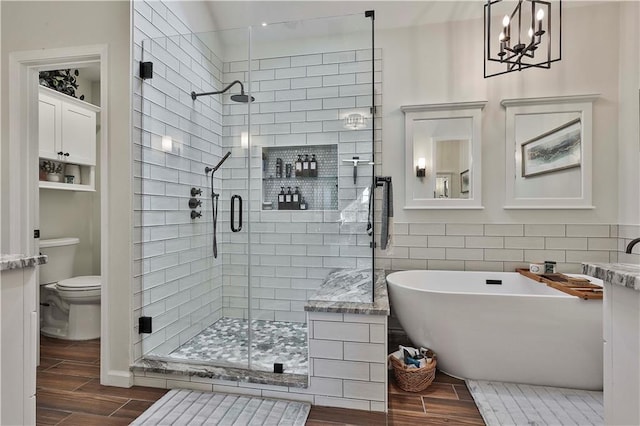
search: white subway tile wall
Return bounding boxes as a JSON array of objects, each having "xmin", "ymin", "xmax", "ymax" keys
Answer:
[
  {"xmin": 133, "ymin": 2, "xmax": 227, "ymax": 358},
  {"xmin": 218, "ymin": 47, "xmax": 381, "ymax": 322},
  {"xmin": 375, "ymin": 223, "xmax": 628, "ymax": 273},
  {"xmin": 617, "ymin": 224, "xmax": 640, "ymax": 264}
]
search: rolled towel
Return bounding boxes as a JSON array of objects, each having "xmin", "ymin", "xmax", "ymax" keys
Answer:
[{"xmin": 403, "ymin": 351, "xmax": 421, "ymax": 368}]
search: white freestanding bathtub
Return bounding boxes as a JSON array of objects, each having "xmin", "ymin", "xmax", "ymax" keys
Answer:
[{"xmin": 387, "ymin": 270, "xmax": 603, "ymax": 390}]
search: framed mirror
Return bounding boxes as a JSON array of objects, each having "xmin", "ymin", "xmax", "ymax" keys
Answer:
[
  {"xmin": 401, "ymin": 101, "xmax": 486, "ymax": 209},
  {"xmin": 502, "ymin": 95, "xmax": 598, "ymax": 209}
]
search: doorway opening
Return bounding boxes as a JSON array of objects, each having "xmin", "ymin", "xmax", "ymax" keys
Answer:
[{"xmin": 8, "ymin": 45, "xmax": 111, "ymax": 391}]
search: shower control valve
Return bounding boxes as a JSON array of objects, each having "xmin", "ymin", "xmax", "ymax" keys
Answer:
[
  {"xmin": 191, "ymin": 187, "xmax": 202, "ymax": 197},
  {"xmin": 190, "ymin": 210, "xmax": 202, "ymax": 220},
  {"xmin": 188, "ymin": 198, "xmax": 202, "ymax": 209}
]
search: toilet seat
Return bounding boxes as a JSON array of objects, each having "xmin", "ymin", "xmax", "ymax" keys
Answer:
[
  {"xmin": 57, "ymin": 275, "xmax": 101, "ymax": 291},
  {"xmin": 56, "ymin": 276, "xmax": 101, "ymax": 303}
]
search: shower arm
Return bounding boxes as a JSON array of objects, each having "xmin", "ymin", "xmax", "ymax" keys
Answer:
[{"xmin": 191, "ymin": 80, "xmax": 246, "ymax": 100}]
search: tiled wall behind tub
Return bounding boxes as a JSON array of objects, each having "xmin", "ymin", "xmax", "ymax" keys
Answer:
[
  {"xmin": 375, "ymin": 223, "xmax": 620, "ymax": 273},
  {"xmin": 616, "ymin": 224, "xmax": 640, "ymax": 265},
  {"xmin": 133, "ymin": 1, "xmax": 227, "ymax": 360},
  {"xmin": 218, "ymin": 49, "xmax": 382, "ymax": 323}
]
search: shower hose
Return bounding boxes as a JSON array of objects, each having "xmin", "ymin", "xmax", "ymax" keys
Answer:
[
  {"xmin": 212, "ymin": 192, "xmax": 219, "ymax": 258},
  {"xmin": 210, "ymin": 172, "xmax": 219, "ymax": 259}
]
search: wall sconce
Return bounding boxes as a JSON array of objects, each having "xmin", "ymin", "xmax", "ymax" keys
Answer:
[
  {"xmin": 344, "ymin": 113, "xmax": 366, "ymax": 129},
  {"xmin": 416, "ymin": 157, "xmax": 426, "ymax": 178}
]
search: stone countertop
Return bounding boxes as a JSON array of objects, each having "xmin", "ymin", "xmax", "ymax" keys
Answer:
[
  {"xmin": 583, "ymin": 263, "xmax": 640, "ymax": 291},
  {"xmin": 132, "ymin": 358, "xmax": 308, "ymax": 389},
  {"xmin": 0, "ymin": 254, "xmax": 47, "ymax": 271},
  {"xmin": 304, "ymin": 269, "xmax": 390, "ymax": 316}
]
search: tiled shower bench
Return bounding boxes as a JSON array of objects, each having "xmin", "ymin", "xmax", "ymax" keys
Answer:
[{"xmin": 304, "ymin": 269, "xmax": 390, "ymax": 412}]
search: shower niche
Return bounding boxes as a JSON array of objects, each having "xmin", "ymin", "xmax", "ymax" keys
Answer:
[{"xmin": 261, "ymin": 144, "xmax": 338, "ymax": 211}]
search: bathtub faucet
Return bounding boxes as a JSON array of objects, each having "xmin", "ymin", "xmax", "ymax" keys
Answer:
[{"xmin": 625, "ymin": 237, "xmax": 640, "ymax": 254}]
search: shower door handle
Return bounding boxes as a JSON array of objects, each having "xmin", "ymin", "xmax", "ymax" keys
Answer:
[{"xmin": 231, "ymin": 195, "xmax": 242, "ymax": 232}]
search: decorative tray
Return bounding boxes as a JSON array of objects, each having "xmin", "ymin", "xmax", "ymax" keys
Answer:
[{"xmin": 516, "ymin": 268, "xmax": 603, "ymax": 300}]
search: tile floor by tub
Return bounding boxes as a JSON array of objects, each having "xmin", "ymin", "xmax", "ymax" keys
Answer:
[{"xmin": 168, "ymin": 317, "xmax": 308, "ymax": 375}]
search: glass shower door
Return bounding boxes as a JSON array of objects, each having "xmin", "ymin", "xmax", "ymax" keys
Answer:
[
  {"xmin": 247, "ymin": 13, "xmax": 375, "ymax": 374},
  {"xmin": 136, "ymin": 27, "xmax": 251, "ymax": 370}
]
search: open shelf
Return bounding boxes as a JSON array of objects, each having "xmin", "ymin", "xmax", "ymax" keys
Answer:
[
  {"xmin": 262, "ymin": 144, "xmax": 338, "ymax": 211},
  {"xmin": 39, "ymin": 181, "xmax": 95, "ymax": 192}
]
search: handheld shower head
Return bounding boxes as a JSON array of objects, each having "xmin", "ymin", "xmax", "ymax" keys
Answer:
[{"xmin": 205, "ymin": 151, "xmax": 232, "ymax": 175}]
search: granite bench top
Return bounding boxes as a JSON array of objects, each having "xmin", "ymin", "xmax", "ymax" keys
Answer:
[
  {"xmin": 304, "ymin": 269, "xmax": 390, "ymax": 315},
  {"xmin": 0, "ymin": 254, "xmax": 47, "ymax": 271},
  {"xmin": 583, "ymin": 263, "xmax": 640, "ymax": 291},
  {"xmin": 132, "ymin": 358, "xmax": 308, "ymax": 388}
]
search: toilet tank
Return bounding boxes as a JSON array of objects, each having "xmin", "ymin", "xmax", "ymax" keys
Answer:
[{"xmin": 39, "ymin": 237, "xmax": 80, "ymax": 285}]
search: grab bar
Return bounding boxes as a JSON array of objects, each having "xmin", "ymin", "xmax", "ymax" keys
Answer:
[{"xmin": 231, "ymin": 195, "xmax": 242, "ymax": 232}]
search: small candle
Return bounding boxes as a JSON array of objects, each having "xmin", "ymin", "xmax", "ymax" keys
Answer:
[{"xmin": 536, "ymin": 9, "xmax": 544, "ymax": 33}]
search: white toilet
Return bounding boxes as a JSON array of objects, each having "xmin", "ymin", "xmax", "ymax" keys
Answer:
[{"xmin": 39, "ymin": 237, "xmax": 101, "ymax": 340}]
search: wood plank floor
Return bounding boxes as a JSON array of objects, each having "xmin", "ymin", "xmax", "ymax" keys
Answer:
[
  {"xmin": 37, "ymin": 336, "xmax": 484, "ymax": 425},
  {"xmin": 37, "ymin": 336, "xmax": 169, "ymax": 425}
]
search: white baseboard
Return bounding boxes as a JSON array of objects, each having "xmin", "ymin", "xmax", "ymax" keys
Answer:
[{"xmin": 103, "ymin": 369, "xmax": 133, "ymax": 388}]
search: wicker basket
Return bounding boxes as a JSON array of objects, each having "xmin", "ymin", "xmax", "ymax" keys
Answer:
[{"xmin": 388, "ymin": 353, "xmax": 437, "ymax": 392}]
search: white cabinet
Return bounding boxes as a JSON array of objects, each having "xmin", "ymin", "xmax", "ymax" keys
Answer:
[
  {"xmin": 38, "ymin": 92, "xmax": 61, "ymax": 161},
  {"xmin": 60, "ymin": 102, "xmax": 97, "ymax": 165},
  {"xmin": 38, "ymin": 86, "xmax": 100, "ymax": 191},
  {"xmin": 1, "ymin": 266, "xmax": 38, "ymax": 425},
  {"xmin": 603, "ymin": 282, "xmax": 640, "ymax": 425}
]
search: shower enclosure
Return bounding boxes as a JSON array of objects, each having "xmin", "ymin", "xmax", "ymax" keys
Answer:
[{"xmin": 134, "ymin": 12, "xmax": 378, "ymax": 376}]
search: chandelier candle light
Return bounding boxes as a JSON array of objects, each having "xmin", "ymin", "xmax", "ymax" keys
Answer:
[{"xmin": 484, "ymin": 0, "xmax": 561, "ymax": 78}]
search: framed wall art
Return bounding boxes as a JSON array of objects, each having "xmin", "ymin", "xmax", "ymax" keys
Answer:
[
  {"xmin": 501, "ymin": 95, "xmax": 598, "ymax": 209},
  {"xmin": 521, "ymin": 118, "xmax": 581, "ymax": 178}
]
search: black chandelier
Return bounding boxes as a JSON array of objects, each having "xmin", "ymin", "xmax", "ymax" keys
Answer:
[{"xmin": 484, "ymin": 0, "xmax": 562, "ymax": 78}]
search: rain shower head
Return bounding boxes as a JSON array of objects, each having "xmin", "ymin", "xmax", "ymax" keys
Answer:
[
  {"xmin": 191, "ymin": 80, "xmax": 254, "ymax": 103},
  {"xmin": 231, "ymin": 93, "xmax": 255, "ymax": 103}
]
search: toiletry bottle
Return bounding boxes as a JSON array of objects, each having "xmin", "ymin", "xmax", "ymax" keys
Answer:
[
  {"xmin": 276, "ymin": 158, "xmax": 283, "ymax": 178},
  {"xmin": 285, "ymin": 163, "xmax": 292, "ymax": 178},
  {"xmin": 310, "ymin": 154, "xmax": 317, "ymax": 177},
  {"xmin": 299, "ymin": 197, "xmax": 307, "ymax": 210},
  {"xmin": 295, "ymin": 155, "xmax": 303, "ymax": 177},
  {"xmin": 292, "ymin": 186, "xmax": 300, "ymax": 209},
  {"xmin": 285, "ymin": 186, "xmax": 292, "ymax": 210},
  {"xmin": 278, "ymin": 187, "xmax": 285, "ymax": 210},
  {"xmin": 262, "ymin": 152, "xmax": 267, "ymax": 178},
  {"xmin": 302, "ymin": 154, "xmax": 310, "ymax": 177}
]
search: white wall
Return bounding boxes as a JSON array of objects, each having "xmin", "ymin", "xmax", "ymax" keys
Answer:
[
  {"xmin": 615, "ymin": 1, "xmax": 640, "ymax": 265},
  {"xmin": 39, "ymin": 190, "xmax": 99, "ymax": 276},
  {"xmin": 1, "ymin": 1, "xmax": 132, "ymax": 383},
  {"xmin": 379, "ymin": 2, "xmax": 620, "ymax": 225},
  {"xmin": 617, "ymin": 2, "xmax": 639, "ymax": 225}
]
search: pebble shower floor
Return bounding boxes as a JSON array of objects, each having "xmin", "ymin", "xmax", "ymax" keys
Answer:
[{"xmin": 169, "ymin": 317, "xmax": 308, "ymax": 375}]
